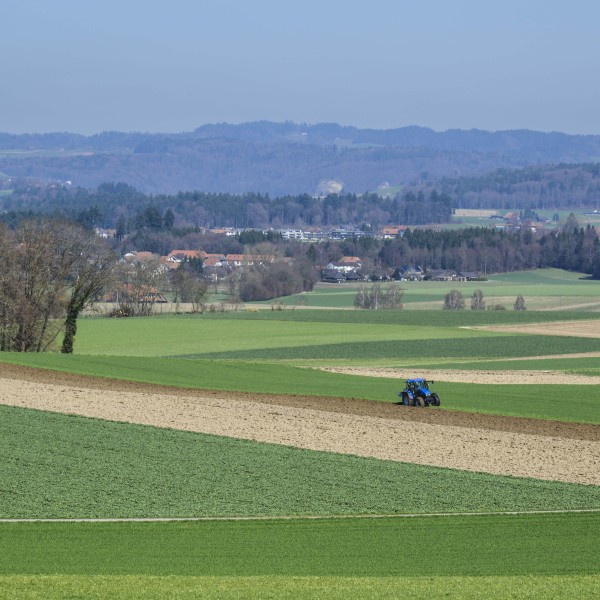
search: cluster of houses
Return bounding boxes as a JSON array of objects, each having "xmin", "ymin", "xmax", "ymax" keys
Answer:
[
  {"xmin": 120, "ymin": 249, "xmax": 483, "ymax": 287},
  {"xmin": 122, "ymin": 249, "xmax": 291, "ymax": 271},
  {"xmin": 320, "ymin": 259, "xmax": 482, "ymax": 284}
]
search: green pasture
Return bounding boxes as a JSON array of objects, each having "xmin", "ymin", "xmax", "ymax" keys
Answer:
[
  {"xmin": 426, "ymin": 356, "xmax": 600, "ymax": 375},
  {"xmin": 72, "ymin": 313, "xmax": 491, "ymax": 357},
  {"xmin": 2, "ymin": 405, "xmax": 599, "ymax": 519},
  {"xmin": 65, "ymin": 309, "xmax": 600, "ymax": 359},
  {"xmin": 1, "ymin": 354, "xmax": 598, "ymax": 422},
  {"xmin": 450, "ymin": 209, "xmax": 600, "ymax": 232},
  {"xmin": 272, "ymin": 268, "xmax": 600, "ymax": 309},
  {"xmin": 1, "ymin": 514, "xmax": 598, "ymax": 578},
  {"xmin": 2, "ymin": 574, "xmax": 598, "ymax": 600},
  {"xmin": 195, "ymin": 335, "xmax": 600, "ymax": 363}
]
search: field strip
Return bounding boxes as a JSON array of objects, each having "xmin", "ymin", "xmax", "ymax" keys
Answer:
[
  {"xmin": 468, "ymin": 319, "xmax": 600, "ymax": 338},
  {"xmin": 1, "ymin": 375, "xmax": 599, "ymax": 485},
  {"xmin": 1, "ymin": 509, "xmax": 599, "ymax": 523},
  {"xmin": 319, "ymin": 366, "xmax": 600, "ymax": 384}
]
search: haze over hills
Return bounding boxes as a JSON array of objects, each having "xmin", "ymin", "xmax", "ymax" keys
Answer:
[{"xmin": 1, "ymin": 122, "xmax": 600, "ymax": 196}]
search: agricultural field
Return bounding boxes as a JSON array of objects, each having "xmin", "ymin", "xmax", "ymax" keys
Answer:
[
  {"xmin": 450, "ymin": 208, "xmax": 600, "ymax": 230},
  {"xmin": 274, "ymin": 268, "xmax": 600, "ymax": 310},
  {"xmin": 0, "ymin": 268, "xmax": 598, "ymax": 597}
]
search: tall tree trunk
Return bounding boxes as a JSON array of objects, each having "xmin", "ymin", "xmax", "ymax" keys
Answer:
[{"xmin": 61, "ymin": 306, "xmax": 80, "ymax": 354}]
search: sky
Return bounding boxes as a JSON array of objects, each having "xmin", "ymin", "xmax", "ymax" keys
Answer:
[{"xmin": 2, "ymin": 0, "xmax": 600, "ymax": 135}]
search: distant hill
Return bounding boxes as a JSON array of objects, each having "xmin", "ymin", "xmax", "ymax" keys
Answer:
[{"xmin": 1, "ymin": 122, "xmax": 600, "ymax": 196}]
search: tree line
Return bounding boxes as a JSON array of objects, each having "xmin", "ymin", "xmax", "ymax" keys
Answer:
[{"xmin": 0, "ymin": 183, "xmax": 453, "ymax": 231}]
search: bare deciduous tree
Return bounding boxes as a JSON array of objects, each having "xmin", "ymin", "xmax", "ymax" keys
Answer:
[
  {"xmin": 0, "ymin": 220, "xmax": 116, "ymax": 353},
  {"xmin": 514, "ymin": 295, "xmax": 527, "ymax": 311},
  {"xmin": 113, "ymin": 256, "xmax": 168, "ymax": 317},
  {"xmin": 470, "ymin": 289, "xmax": 485, "ymax": 310},
  {"xmin": 354, "ymin": 283, "xmax": 403, "ymax": 310},
  {"xmin": 444, "ymin": 289, "xmax": 465, "ymax": 310},
  {"xmin": 172, "ymin": 267, "xmax": 208, "ymax": 313}
]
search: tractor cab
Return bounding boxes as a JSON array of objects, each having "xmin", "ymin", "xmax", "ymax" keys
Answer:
[{"xmin": 399, "ymin": 378, "xmax": 440, "ymax": 407}]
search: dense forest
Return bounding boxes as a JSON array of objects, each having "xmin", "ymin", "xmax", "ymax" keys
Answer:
[
  {"xmin": 2, "ymin": 121, "xmax": 600, "ymax": 196},
  {"xmin": 0, "ymin": 183, "xmax": 453, "ymax": 231},
  {"xmin": 440, "ymin": 163, "xmax": 600, "ymax": 210}
]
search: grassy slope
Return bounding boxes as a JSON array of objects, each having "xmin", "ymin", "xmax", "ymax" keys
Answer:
[
  {"xmin": 2, "ymin": 405, "xmax": 599, "ymax": 519},
  {"xmin": 427, "ymin": 356, "xmax": 600, "ymax": 375},
  {"xmin": 194, "ymin": 335, "xmax": 600, "ymax": 361},
  {"xmin": 271, "ymin": 269, "xmax": 600, "ymax": 308},
  {"xmin": 2, "ymin": 574, "xmax": 598, "ymax": 600},
  {"xmin": 1, "ymin": 514, "xmax": 598, "ymax": 576},
  {"xmin": 73, "ymin": 307, "xmax": 598, "ymax": 356}
]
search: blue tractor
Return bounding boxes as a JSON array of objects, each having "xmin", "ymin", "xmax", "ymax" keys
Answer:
[{"xmin": 399, "ymin": 378, "xmax": 441, "ymax": 407}]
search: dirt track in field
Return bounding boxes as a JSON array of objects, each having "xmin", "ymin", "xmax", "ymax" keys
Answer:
[
  {"xmin": 320, "ymin": 366, "xmax": 599, "ymax": 385},
  {"xmin": 1, "ymin": 363, "xmax": 599, "ymax": 485},
  {"xmin": 471, "ymin": 318, "xmax": 600, "ymax": 338}
]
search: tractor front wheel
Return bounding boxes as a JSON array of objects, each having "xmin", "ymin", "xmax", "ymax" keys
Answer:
[{"xmin": 430, "ymin": 393, "xmax": 440, "ymax": 406}]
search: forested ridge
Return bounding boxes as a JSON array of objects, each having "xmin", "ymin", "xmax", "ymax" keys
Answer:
[
  {"xmin": 2, "ymin": 121, "xmax": 600, "ymax": 196},
  {"xmin": 0, "ymin": 183, "xmax": 453, "ymax": 230},
  {"xmin": 440, "ymin": 163, "xmax": 600, "ymax": 209}
]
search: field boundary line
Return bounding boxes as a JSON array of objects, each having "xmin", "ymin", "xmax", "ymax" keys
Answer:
[{"xmin": 1, "ymin": 508, "xmax": 599, "ymax": 523}]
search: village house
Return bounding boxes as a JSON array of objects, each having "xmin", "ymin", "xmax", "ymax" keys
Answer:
[
  {"xmin": 381, "ymin": 226, "xmax": 407, "ymax": 238},
  {"xmin": 326, "ymin": 256, "xmax": 363, "ymax": 273}
]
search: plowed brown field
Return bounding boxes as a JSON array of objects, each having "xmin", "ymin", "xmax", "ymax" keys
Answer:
[
  {"xmin": 472, "ymin": 318, "xmax": 600, "ymax": 338},
  {"xmin": 1, "ymin": 363, "xmax": 599, "ymax": 485}
]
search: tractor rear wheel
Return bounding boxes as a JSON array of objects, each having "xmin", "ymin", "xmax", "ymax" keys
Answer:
[
  {"xmin": 402, "ymin": 393, "xmax": 410, "ymax": 406},
  {"xmin": 415, "ymin": 397, "xmax": 425, "ymax": 407}
]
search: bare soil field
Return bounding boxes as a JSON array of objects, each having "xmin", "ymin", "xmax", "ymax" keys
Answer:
[
  {"xmin": 471, "ymin": 319, "xmax": 600, "ymax": 338},
  {"xmin": 1, "ymin": 364, "xmax": 599, "ymax": 485},
  {"xmin": 320, "ymin": 367, "xmax": 599, "ymax": 385}
]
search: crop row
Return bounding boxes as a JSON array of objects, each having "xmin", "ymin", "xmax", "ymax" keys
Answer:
[
  {"xmin": 195, "ymin": 334, "xmax": 600, "ymax": 361},
  {"xmin": 2, "ymin": 405, "xmax": 598, "ymax": 519},
  {"xmin": 2, "ymin": 574, "xmax": 598, "ymax": 599},
  {"xmin": 1, "ymin": 513, "xmax": 598, "ymax": 576}
]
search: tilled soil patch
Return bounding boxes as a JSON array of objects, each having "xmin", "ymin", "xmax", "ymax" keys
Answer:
[
  {"xmin": 1, "ymin": 364, "xmax": 599, "ymax": 485},
  {"xmin": 472, "ymin": 319, "xmax": 600, "ymax": 338},
  {"xmin": 320, "ymin": 366, "xmax": 600, "ymax": 385}
]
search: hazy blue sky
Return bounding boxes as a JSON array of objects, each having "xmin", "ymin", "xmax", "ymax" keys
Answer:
[{"xmin": 2, "ymin": 0, "xmax": 599, "ymax": 135}]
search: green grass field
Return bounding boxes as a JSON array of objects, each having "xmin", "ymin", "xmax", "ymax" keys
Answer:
[
  {"xmin": 427, "ymin": 356, "xmax": 600, "ymax": 375},
  {"xmin": 0, "ymin": 514, "xmax": 598, "ymax": 598},
  {"xmin": 3, "ymin": 405, "xmax": 598, "ymax": 519},
  {"xmin": 2, "ymin": 514, "xmax": 598, "ymax": 576},
  {"xmin": 272, "ymin": 268, "xmax": 600, "ymax": 309},
  {"xmin": 2, "ymin": 574, "xmax": 598, "ymax": 599}
]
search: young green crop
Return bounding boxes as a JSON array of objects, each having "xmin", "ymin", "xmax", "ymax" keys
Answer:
[
  {"xmin": 0, "ymin": 513, "xmax": 598, "ymax": 576},
  {"xmin": 59, "ymin": 308, "xmax": 600, "ymax": 360},
  {"xmin": 195, "ymin": 334, "xmax": 600, "ymax": 362},
  {"xmin": 424, "ymin": 356, "xmax": 600, "ymax": 374},
  {"xmin": 2, "ymin": 406, "xmax": 599, "ymax": 519},
  {"xmin": 2, "ymin": 574, "xmax": 598, "ymax": 600}
]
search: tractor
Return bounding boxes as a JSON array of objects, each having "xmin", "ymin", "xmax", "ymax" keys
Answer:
[{"xmin": 398, "ymin": 378, "xmax": 440, "ymax": 407}]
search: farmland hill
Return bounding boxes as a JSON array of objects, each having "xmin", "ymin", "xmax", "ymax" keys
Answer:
[{"xmin": 2, "ymin": 122, "xmax": 600, "ymax": 196}]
